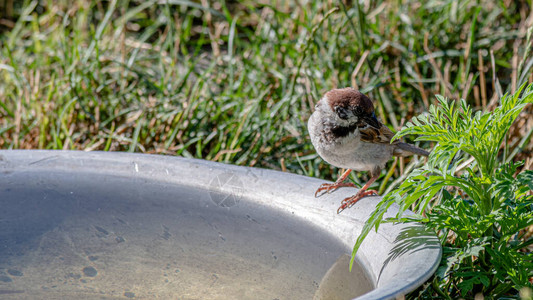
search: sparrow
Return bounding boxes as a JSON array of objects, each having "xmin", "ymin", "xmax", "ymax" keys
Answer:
[{"xmin": 307, "ymin": 88, "xmax": 429, "ymax": 213}]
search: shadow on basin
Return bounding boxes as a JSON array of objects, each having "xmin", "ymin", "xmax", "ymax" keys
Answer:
[{"xmin": 379, "ymin": 225, "xmax": 441, "ymax": 282}]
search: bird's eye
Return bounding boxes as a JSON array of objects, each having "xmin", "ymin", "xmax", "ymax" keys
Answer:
[{"xmin": 334, "ymin": 106, "xmax": 349, "ymax": 120}]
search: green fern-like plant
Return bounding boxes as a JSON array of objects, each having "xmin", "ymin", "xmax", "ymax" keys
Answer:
[{"xmin": 350, "ymin": 83, "xmax": 533, "ymax": 298}]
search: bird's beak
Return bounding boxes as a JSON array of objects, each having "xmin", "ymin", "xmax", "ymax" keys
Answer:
[{"xmin": 364, "ymin": 112, "xmax": 380, "ymax": 128}]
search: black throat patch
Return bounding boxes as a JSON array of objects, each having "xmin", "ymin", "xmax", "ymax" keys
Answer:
[
  {"xmin": 331, "ymin": 123, "xmax": 358, "ymax": 138},
  {"xmin": 320, "ymin": 119, "xmax": 371, "ymax": 143},
  {"xmin": 320, "ymin": 121, "xmax": 358, "ymax": 143}
]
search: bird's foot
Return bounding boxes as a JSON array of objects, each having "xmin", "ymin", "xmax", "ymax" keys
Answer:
[
  {"xmin": 315, "ymin": 182, "xmax": 357, "ymax": 197},
  {"xmin": 337, "ymin": 190, "xmax": 378, "ymax": 214}
]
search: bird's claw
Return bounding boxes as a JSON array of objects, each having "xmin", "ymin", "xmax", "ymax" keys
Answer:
[
  {"xmin": 314, "ymin": 182, "xmax": 357, "ymax": 197},
  {"xmin": 314, "ymin": 183, "xmax": 338, "ymax": 197},
  {"xmin": 336, "ymin": 190, "xmax": 378, "ymax": 214}
]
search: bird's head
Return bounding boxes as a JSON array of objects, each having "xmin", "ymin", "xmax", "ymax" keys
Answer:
[{"xmin": 315, "ymin": 88, "xmax": 380, "ymax": 128}]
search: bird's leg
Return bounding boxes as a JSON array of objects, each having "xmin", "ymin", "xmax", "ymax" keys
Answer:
[
  {"xmin": 315, "ymin": 169, "xmax": 356, "ymax": 197},
  {"xmin": 337, "ymin": 176, "xmax": 379, "ymax": 214}
]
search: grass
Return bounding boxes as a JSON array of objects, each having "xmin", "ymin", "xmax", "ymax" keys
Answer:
[{"xmin": 1, "ymin": 0, "xmax": 531, "ymax": 187}]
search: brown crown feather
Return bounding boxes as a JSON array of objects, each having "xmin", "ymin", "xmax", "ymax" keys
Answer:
[{"xmin": 325, "ymin": 88, "xmax": 374, "ymax": 115}]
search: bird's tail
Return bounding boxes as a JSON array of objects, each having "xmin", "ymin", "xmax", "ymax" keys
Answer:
[{"xmin": 393, "ymin": 142, "xmax": 430, "ymax": 157}]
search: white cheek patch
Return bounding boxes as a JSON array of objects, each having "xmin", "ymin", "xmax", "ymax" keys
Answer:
[
  {"xmin": 321, "ymin": 96, "xmax": 340, "ymax": 118},
  {"xmin": 321, "ymin": 96, "xmax": 360, "ymax": 126}
]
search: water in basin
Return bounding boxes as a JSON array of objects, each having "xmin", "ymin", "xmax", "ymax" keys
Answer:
[{"xmin": 0, "ymin": 170, "xmax": 373, "ymax": 299}]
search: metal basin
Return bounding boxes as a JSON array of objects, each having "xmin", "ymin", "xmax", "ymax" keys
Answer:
[{"xmin": 0, "ymin": 150, "xmax": 440, "ymax": 299}]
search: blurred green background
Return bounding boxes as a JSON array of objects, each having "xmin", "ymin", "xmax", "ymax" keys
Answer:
[{"xmin": 0, "ymin": 0, "xmax": 531, "ymax": 189}]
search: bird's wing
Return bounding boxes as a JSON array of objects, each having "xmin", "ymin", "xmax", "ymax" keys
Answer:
[
  {"xmin": 360, "ymin": 124, "xmax": 429, "ymax": 156},
  {"xmin": 359, "ymin": 123, "xmax": 399, "ymax": 144}
]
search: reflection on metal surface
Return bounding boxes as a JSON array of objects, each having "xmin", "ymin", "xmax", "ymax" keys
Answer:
[
  {"xmin": 314, "ymin": 254, "xmax": 373, "ymax": 300},
  {"xmin": 208, "ymin": 171, "xmax": 244, "ymax": 207}
]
